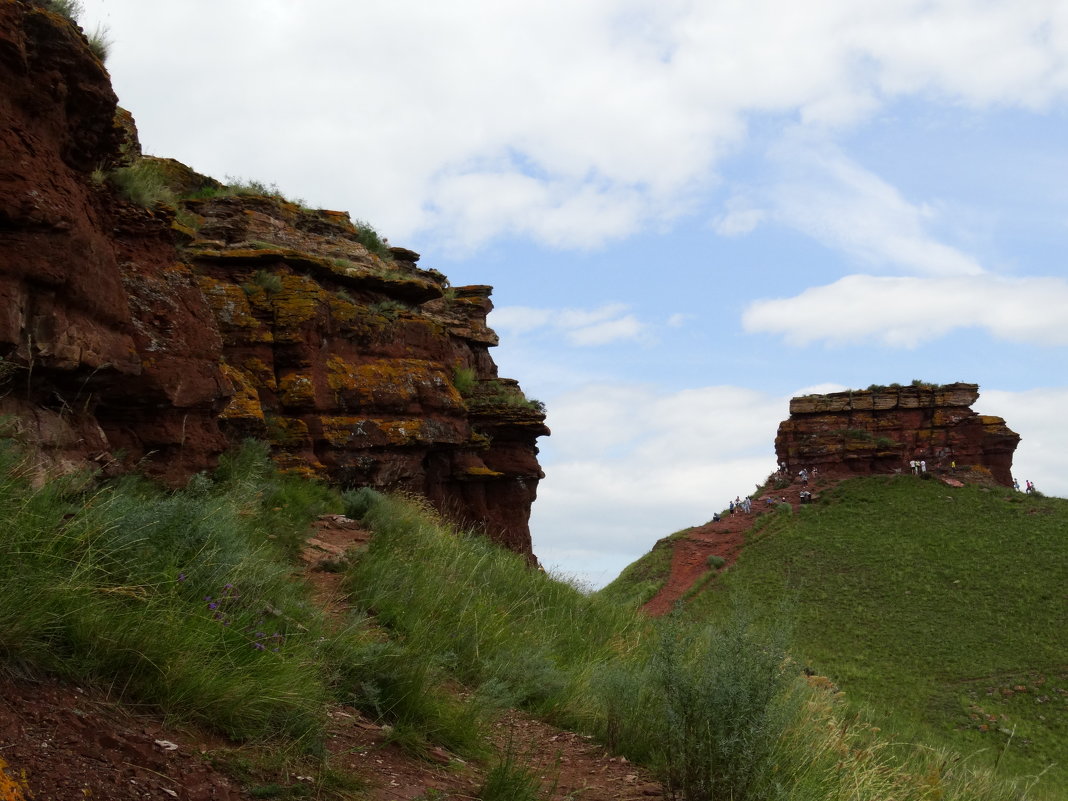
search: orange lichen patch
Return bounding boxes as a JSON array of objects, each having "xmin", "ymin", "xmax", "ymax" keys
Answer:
[
  {"xmin": 218, "ymin": 364, "xmax": 264, "ymax": 422},
  {"xmin": 241, "ymin": 356, "xmax": 277, "ymax": 391},
  {"xmin": 843, "ymin": 438, "xmax": 876, "ymax": 452},
  {"xmin": 265, "ymin": 416, "xmax": 309, "ymax": 448},
  {"xmin": 270, "ymin": 273, "xmax": 326, "ymax": 336},
  {"xmin": 463, "ymin": 465, "xmax": 504, "ymax": 478},
  {"xmin": 468, "ymin": 431, "xmax": 492, "ymax": 450},
  {"xmin": 277, "ymin": 371, "xmax": 317, "ymax": 408},
  {"xmin": 272, "ymin": 452, "xmax": 325, "ymax": 479},
  {"xmin": 188, "ymin": 246, "xmax": 441, "ymax": 302},
  {"xmin": 197, "ymin": 275, "xmax": 273, "ymax": 343},
  {"xmin": 318, "ymin": 416, "xmax": 467, "ymax": 448},
  {"xmin": 336, "ymin": 358, "xmax": 462, "ymax": 412},
  {"xmin": 0, "ymin": 756, "xmax": 29, "ymax": 801},
  {"xmin": 327, "ymin": 292, "xmax": 361, "ymax": 327}
]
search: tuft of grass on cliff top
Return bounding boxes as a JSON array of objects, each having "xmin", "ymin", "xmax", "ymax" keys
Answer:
[{"xmin": 684, "ymin": 474, "xmax": 1068, "ymax": 794}]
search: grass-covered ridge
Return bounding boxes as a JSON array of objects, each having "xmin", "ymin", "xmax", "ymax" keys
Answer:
[
  {"xmin": 682, "ymin": 474, "xmax": 1068, "ymax": 794},
  {"xmin": 0, "ymin": 441, "xmax": 1056, "ymax": 799}
]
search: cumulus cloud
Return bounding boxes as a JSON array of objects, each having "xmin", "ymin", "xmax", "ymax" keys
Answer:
[
  {"xmin": 979, "ymin": 387, "xmax": 1068, "ymax": 498},
  {"xmin": 531, "ymin": 383, "xmax": 786, "ymax": 585},
  {"xmin": 80, "ymin": 0, "xmax": 1068, "ymax": 250},
  {"xmin": 491, "ymin": 303, "xmax": 648, "ymax": 346},
  {"xmin": 742, "ymin": 274, "xmax": 1068, "ymax": 347}
]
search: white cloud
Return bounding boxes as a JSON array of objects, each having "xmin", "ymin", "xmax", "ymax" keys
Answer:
[
  {"xmin": 490, "ymin": 303, "xmax": 648, "ymax": 347},
  {"xmin": 768, "ymin": 141, "xmax": 985, "ymax": 276},
  {"xmin": 717, "ymin": 140, "xmax": 986, "ymax": 277},
  {"xmin": 79, "ymin": 0, "xmax": 1068, "ymax": 251},
  {"xmin": 713, "ymin": 197, "xmax": 766, "ymax": 236},
  {"xmin": 980, "ymin": 387, "xmax": 1068, "ymax": 498},
  {"xmin": 531, "ymin": 383, "xmax": 786, "ymax": 585},
  {"xmin": 743, "ymin": 274, "xmax": 1068, "ymax": 347}
]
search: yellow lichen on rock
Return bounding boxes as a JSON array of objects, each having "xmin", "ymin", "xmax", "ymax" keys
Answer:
[
  {"xmin": 218, "ymin": 363, "xmax": 265, "ymax": 422},
  {"xmin": 277, "ymin": 371, "xmax": 316, "ymax": 408},
  {"xmin": 270, "ymin": 273, "xmax": 325, "ymax": 338},
  {"xmin": 265, "ymin": 415, "xmax": 309, "ymax": 448},
  {"xmin": 197, "ymin": 276, "xmax": 273, "ymax": 343},
  {"xmin": 241, "ymin": 356, "xmax": 277, "ymax": 391}
]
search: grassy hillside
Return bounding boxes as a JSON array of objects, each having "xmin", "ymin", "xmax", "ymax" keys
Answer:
[
  {"xmin": 678, "ymin": 475, "xmax": 1068, "ymax": 793},
  {"xmin": 1, "ymin": 437, "xmax": 1057, "ymax": 800}
]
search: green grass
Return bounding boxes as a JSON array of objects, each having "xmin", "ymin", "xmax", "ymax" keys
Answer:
[
  {"xmin": 598, "ymin": 541, "xmax": 674, "ymax": 607},
  {"xmin": 684, "ymin": 475, "xmax": 1068, "ymax": 795},
  {"xmin": 0, "ymin": 440, "xmax": 339, "ymax": 741},
  {"xmin": 0, "ymin": 443, "xmax": 1052, "ymax": 800},
  {"xmin": 107, "ymin": 159, "xmax": 176, "ymax": 207}
]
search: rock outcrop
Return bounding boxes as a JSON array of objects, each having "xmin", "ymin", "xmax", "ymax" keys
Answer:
[
  {"xmin": 775, "ymin": 383, "xmax": 1019, "ymax": 486},
  {"xmin": 0, "ymin": 2, "xmax": 547, "ymax": 556}
]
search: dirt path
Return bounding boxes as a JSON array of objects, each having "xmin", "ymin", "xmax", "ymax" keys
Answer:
[
  {"xmin": 300, "ymin": 516, "xmax": 665, "ymax": 801},
  {"xmin": 1, "ymin": 512, "xmax": 665, "ymax": 799},
  {"xmin": 642, "ymin": 477, "xmax": 824, "ymax": 616}
]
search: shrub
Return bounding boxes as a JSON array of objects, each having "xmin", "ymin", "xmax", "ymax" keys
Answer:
[
  {"xmin": 108, "ymin": 159, "xmax": 175, "ymax": 207},
  {"xmin": 646, "ymin": 609, "xmax": 797, "ymax": 801},
  {"xmin": 223, "ymin": 177, "xmax": 305, "ymax": 207},
  {"xmin": 244, "ymin": 269, "xmax": 284, "ymax": 295},
  {"xmin": 42, "ymin": 0, "xmax": 82, "ymax": 22},
  {"xmin": 370, "ymin": 299, "xmax": 409, "ymax": 319},
  {"xmin": 352, "ymin": 219, "xmax": 391, "ymax": 260},
  {"xmin": 707, "ymin": 554, "xmax": 725, "ymax": 569},
  {"xmin": 86, "ymin": 24, "xmax": 110, "ymax": 61},
  {"xmin": 452, "ymin": 366, "xmax": 477, "ymax": 397}
]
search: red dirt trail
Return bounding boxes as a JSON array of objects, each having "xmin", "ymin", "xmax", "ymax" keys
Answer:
[{"xmin": 643, "ymin": 476, "xmax": 826, "ymax": 616}]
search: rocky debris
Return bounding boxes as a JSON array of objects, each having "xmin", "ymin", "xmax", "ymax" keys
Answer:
[
  {"xmin": 0, "ymin": 676, "xmax": 244, "ymax": 800},
  {"xmin": 776, "ymin": 383, "xmax": 1019, "ymax": 486},
  {"xmin": 0, "ymin": 2, "xmax": 547, "ymax": 557}
]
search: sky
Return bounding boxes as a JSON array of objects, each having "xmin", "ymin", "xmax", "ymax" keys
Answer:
[{"xmin": 78, "ymin": 0, "xmax": 1068, "ymax": 587}]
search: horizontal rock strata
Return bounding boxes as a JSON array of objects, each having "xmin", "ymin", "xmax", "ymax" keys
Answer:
[{"xmin": 775, "ymin": 383, "xmax": 1019, "ymax": 486}]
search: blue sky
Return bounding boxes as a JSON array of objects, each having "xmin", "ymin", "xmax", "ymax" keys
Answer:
[{"xmin": 79, "ymin": 0, "xmax": 1068, "ymax": 586}]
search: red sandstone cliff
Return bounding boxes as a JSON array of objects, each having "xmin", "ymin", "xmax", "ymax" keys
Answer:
[
  {"xmin": 0, "ymin": 2, "xmax": 547, "ymax": 556},
  {"xmin": 775, "ymin": 383, "xmax": 1019, "ymax": 486}
]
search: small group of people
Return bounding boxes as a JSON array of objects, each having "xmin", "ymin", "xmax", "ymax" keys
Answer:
[
  {"xmin": 728, "ymin": 495, "xmax": 753, "ymax": 515},
  {"xmin": 908, "ymin": 459, "xmax": 927, "ymax": 474},
  {"xmin": 1011, "ymin": 478, "xmax": 1038, "ymax": 493},
  {"xmin": 797, "ymin": 467, "xmax": 817, "ymax": 485}
]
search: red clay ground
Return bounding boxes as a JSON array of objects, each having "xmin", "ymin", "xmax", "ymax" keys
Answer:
[
  {"xmin": 643, "ymin": 476, "xmax": 826, "ymax": 616},
  {"xmin": 0, "ymin": 515, "xmax": 664, "ymax": 800}
]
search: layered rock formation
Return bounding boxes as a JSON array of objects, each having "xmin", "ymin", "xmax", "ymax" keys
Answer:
[
  {"xmin": 775, "ymin": 383, "xmax": 1019, "ymax": 485},
  {"xmin": 0, "ymin": 2, "xmax": 547, "ymax": 555}
]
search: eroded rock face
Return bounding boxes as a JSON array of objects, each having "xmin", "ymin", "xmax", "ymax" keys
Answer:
[
  {"xmin": 775, "ymin": 383, "xmax": 1019, "ymax": 485},
  {"xmin": 0, "ymin": 2, "xmax": 548, "ymax": 556},
  {"xmin": 0, "ymin": 1, "xmax": 230, "ymax": 482}
]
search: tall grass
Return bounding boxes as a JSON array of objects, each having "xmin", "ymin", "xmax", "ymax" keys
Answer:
[
  {"xmin": 0, "ymin": 447, "xmax": 1054, "ymax": 799},
  {"xmin": 341, "ymin": 490, "xmax": 1045, "ymax": 800},
  {"xmin": 0, "ymin": 440, "xmax": 337, "ymax": 741}
]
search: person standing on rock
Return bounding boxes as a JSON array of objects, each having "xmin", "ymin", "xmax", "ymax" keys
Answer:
[{"xmin": 920, "ymin": 460, "xmax": 927, "ymax": 473}]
